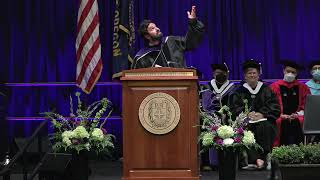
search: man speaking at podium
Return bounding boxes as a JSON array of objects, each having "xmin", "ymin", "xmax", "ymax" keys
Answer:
[{"xmin": 131, "ymin": 6, "xmax": 205, "ymax": 69}]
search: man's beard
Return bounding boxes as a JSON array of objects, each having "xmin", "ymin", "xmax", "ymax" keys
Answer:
[{"xmin": 150, "ymin": 32, "xmax": 163, "ymax": 42}]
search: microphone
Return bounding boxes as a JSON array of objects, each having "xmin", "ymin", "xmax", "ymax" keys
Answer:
[
  {"xmin": 167, "ymin": 61, "xmax": 184, "ymax": 68},
  {"xmin": 187, "ymin": 66, "xmax": 202, "ymax": 78}
]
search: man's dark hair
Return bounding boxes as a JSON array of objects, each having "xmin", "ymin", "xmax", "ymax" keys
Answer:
[{"xmin": 138, "ymin": 19, "xmax": 152, "ymax": 38}]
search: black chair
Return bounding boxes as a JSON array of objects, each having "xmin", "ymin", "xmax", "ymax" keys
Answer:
[{"xmin": 303, "ymin": 95, "xmax": 320, "ymax": 144}]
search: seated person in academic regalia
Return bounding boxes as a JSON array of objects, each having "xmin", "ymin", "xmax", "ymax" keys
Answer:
[
  {"xmin": 200, "ymin": 63, "xmax": 236, "ymax": 170},
  {"xmin": 131, "ymin": 6, "xmax": 204, "ymax": 69},
  {"xmin": 270, "ymin": 60, "xmax": 311, "ymax": 146},
  {"xmin": 201, "ymin": 63, "xmax": 236, "ymax": 115},
  {"xmin": 229, "ymin": 60, "xmax": 280, "ymax": 169},
  {"xmin": 306, "ymin": 60, "xmax": 320, "ymax": 95}
]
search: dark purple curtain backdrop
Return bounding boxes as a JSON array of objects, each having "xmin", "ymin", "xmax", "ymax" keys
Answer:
[
  {"xmin": 1, "ymin": 0, "xmax": 320, "ymax": 148},
  {"xmin": 134, "ymin": 0, "xmax": 320, "ymax": 79},
  {"xmin": 2, "ymin": 0, "xmax": 320, "ymax": 83}
]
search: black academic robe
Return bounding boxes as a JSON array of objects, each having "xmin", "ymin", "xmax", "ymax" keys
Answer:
[
  {"xmin": 131, "ymin": 19, "xmax": 205, "ymax": 69},
  {"xmin": 229, "ymin": 82, "xmax": 281, "ymax": 161}
]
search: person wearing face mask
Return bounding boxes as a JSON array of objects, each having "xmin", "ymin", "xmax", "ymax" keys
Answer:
[
  {"xmin": 201, "ymin": 63, "xmax": 236, "ymax": 114},
  {"xmin": 228, "ymin": 59, "xmax": 280, "ymax": 170},
  {"xmin": 270, "ymin": 60, "xmax": 311, "ymax": 146},
  {"xmin": 131, "ymin": 6, "xmax": 204, "ymax": 69},
  {"xmin": 306, "ymin": 61, "xmax": 320, "ymax": 95},
  {"xmin": 200, "ymin": 63, "xmax": 236, "ymax": 170}
]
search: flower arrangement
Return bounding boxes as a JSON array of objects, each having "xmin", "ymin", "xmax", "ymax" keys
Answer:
[
  {"xmin": 43, "ymin": 92, "xmax": 114, "ymax": 154},
  {"xmin": 199, "ymin": 99, "xmax": 259, "ymax": 151}
]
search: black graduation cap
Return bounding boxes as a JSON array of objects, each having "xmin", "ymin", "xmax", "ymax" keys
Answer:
[
  {"xmin": 279, "ymin": 60, "xmax": 304, "ymax": 71},
  {"xmin": 242, "ymin": 59, "xmax": 261, "ymax": 72},
  {"xmin": 308, "ymin": 60, "xmax": 320, "ymax": 70},
  {"xmin": 210, "ymin": 63, "xmax": 229, "ymax": 72}
]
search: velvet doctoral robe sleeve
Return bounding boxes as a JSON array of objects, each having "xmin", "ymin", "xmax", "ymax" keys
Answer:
[
  {"xmin": 297, "ymin": 83, "xmax": 311, "ymax": 112},
  {"xmin": 256, "ymin": 87, "xmax": 281, "ymax": 123},
  {"xmin": 176, "ymin": 19, "xmax": 205, "ymax": 51}
]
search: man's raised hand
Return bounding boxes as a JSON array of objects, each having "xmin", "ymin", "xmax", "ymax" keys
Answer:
[{"xmin": 187, "ymin": 6, "xmax": 197, "ymax": 19}]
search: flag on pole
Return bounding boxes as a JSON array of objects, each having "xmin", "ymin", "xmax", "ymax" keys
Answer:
[
  {"xmin": 76, "ymin": 0, "xmax": 102, "ymax": 94},
  {"xmin": 112, "ymin": 0, "xmax": 135, "ymax": 79}
]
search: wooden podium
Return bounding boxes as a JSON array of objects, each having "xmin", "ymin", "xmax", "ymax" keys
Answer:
[{"xmin": 121, "ymin": 67, "xmax": 200, "ymax": 180}]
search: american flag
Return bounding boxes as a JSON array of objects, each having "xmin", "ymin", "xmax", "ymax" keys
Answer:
[{"xmin": 76, "ymin": 0, "xmax": 102, "ymax": 94}]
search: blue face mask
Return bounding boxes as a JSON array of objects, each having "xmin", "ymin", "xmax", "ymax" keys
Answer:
[
  {"xmin": 284, "ymin": 73, "xmax": 296, "ymax": 82},
  {"xmin": 312, "ymin": 70, "xmax": 320, "ymax": 81}
]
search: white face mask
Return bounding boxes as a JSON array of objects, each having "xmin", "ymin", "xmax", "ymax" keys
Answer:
[{"xmin": 284, "ymin": 73, "xmax": 296, "ymax": 82}]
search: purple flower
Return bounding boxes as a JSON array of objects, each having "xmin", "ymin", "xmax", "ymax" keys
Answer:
[
  {"xmin": 216, "ymin": 138, "xmax": 223, "ymax": 145},
  {"xmin": 211, "ymin": 125, "xmax": 219, "ymax": 131},
  {"xmin": 237, "ymin": 128, "xmax": 244, "ymax": 135},
  {"xmin": 102, "ymin": 128, "xmax": 108, "ymax": 135},
  {"xmin": 241, "ymin": 117, "xmax": 250, "ymax": 126},
  {"xmin": 234, "ymin": 137, "xmax": 241, "ymax": 143}
]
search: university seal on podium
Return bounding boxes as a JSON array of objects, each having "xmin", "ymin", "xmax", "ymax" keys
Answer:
[{"xmin": 138, "ymin": 92, "xmax": 181, "ymax": 135}]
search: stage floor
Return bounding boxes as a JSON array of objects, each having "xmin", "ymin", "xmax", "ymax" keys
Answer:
[
  {"xmin": 6, "ymin": 159, "xmax": 276, "ymax": 180},
  {"xmin": 89, "ymin": 160, "xmax": 275, "ymax": 180}
]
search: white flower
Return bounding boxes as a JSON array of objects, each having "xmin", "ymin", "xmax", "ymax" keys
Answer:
[
  {"xmin": 217, "ymin": 125, "xmax": 235, "ymax": 139},
  {"xmin": 223, "ymin": 138, "xmax": 234, "ymax": 145},
  {"xmin": 62, "ymin": 130, "xmax": 74, "ymax": 139},
  {"xmin": 242, "ymin": 130, "xmax": 256, "ymax": 145},
  {"xmin": 73, "ymin": 126, "xmax": 90, "ymax": 139},
  {"xmin": 91, "ymin": 128, "xmax": 104, "ymax": 141},
  {"xmin": 84, "ymin": 143, "xmax": 90, "ymax": 150},
  {"xmin": 62, "ymin": 137, "xmax": 72, "ymax": 146},
  {"xmin": 202, "ymin": 132, "xmax": 214, "ymax": 147}
]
